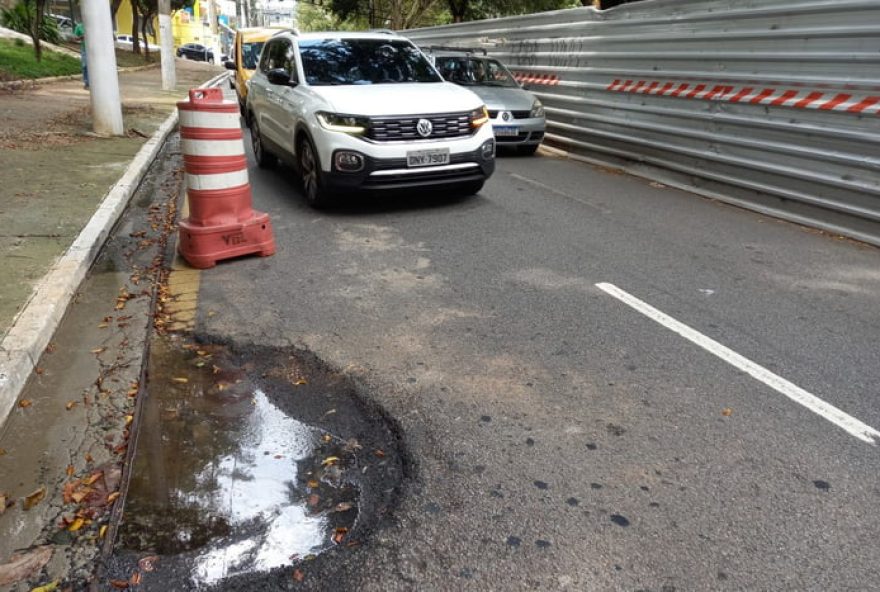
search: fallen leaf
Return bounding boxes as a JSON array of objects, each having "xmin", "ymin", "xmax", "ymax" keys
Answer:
[
  {"xmin": 66, "ymin": 465, "xmax": 74, "ymax": 476},
  {"xmin": 334, "ymin": 501, "xmax": 354, "ymax": 513},
  {"xmin": 294, "ymin": 379, "xmax": 307, "ymax": 386},
  {"xmin": 85, "ymin": 471, "xmax": 103, "ymax": 485},
  {"xmin": 322, "ymin": 434, "xmax": 332, "ymax": 443},
  {"xmin": 107, "ymin": 492, "xmax": 120, "ymax": 503},
  {"xmin": 22, "ymin": 486, "xmax": 46, "ymax": 510},
  {"xmin": 68, "ymin": 517, "xmax": 85, "ymax": 532},
  {"xmin": 91, "ymin": 348, "xmax": 106, "ymax": 354},
  {"xmin": 29, "ymin": 581, "xmax": 59, "ymax": 592},
  {"xmin": 98, "ymin": 323, "xmax": 109, "ymax": 329},
  {"xmin": 65, "ymin": 401, "xmax": 77, "ymax": 411},
  {"xmin": 321, "ymin": 456, "xmax": 340, "ymax": 467},
  {"xmin": 109, "ymin": 580, "xmax": 129, "ymax": 589},
  {"xmin": 45, "ymin": 342, "xmax": 57, "ymax": 354},
  {"xmin": 137, "ymin": 555, "xmax": 159, "ymax": 572},
  {"xmin": 130, "ymin": 571, "xmax": 142, "ymax": 585},
  {"xmin": 171, "ymin": 377, "xmax": 188, "ymax": 384},
  {"xmin": 0, "ymin": 449, "xmax": 6, "ymax": 456},
  {"xmin": 34, "ymin": 367, "xmax": 45, "ymax": 375},
  {"xmin": 124, "ymin": 415, "xmax": 134, "ymax": 427},
  {"xmin": 292, "ymin": 569, "xmax": 304, "ymax": 582},
  {"xmin": 0, "ymin": 545, "xmax": 52, "ymax": 585},
  {"xmin": 373, "ymin": 449, "xmax": 386, "ymax": 458},
  {"xmin": 722, "ymin": 407, "xmax": 733, "ymax": 417},
  {"xmin": 99, "ymin": 525, "xmax": 108, "ymax": 539},
  {"xmin": 85, "ymin": 453, "xmax": 93, "ymax": 463},
  {"xmin": 19, "ymin": 400, "xmax": 32, "ymax": 409},
  {"xmin": 70, "ymin": 490, "xmax": 89, "ymax": 504},
  {"xmin": 0, "ymin": 494, "xmax": 6, "ymax": 515},
  {"xmin": 307, "ymin": 480, "xmax": 319, "ymax": 489},
  {"xmin": 332, "ymin": 527, "xmax": 348, "ymax": 544}
]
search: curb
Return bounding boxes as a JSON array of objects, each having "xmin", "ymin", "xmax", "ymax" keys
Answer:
[
  {"xmin": 0, "ymin": 64, "xmax": 161, "ymax": 91},
  {"xmin": 0, "ymin": 71, "xmax": 230, "ymax": 427}
]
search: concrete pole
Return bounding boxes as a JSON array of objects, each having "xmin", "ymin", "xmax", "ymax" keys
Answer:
[
  {"xmin": 158, "ymin": 0, "xmax": 175, "ymax": 90},
  {"xmin": 81, "ymin": 0, "xmax": 124, "ymax": 136},
  {"xmin": 206, "ymin": 0, "xmax": 220, "ymax": 63}
]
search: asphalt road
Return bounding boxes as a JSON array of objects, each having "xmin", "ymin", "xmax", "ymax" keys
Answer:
[{"xmin": 193, "ymin": 141, "xmax": 880, "ymax": 591}]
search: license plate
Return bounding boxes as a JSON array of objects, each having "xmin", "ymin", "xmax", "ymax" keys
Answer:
[
  {"xmin": 407, "ymin": 148, "xmax": 450, "ymax": 168},
  {"xmin": 493, "ymin": 126, "xmax": 519, "ymax": 137}
]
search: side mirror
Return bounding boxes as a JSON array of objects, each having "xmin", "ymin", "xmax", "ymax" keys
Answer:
[
  {"xmin": 267, "ymin": 68, "xmax": 296, "ymax": 87},
  {"xmin": 224, "ymin": 60, "xmax": 236, "ymax": 70}
]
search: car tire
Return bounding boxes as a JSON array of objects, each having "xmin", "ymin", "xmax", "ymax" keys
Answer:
[
  {"xmin": 298, "ymin": 137, "xmax": 331, "ymax": 208},
  {"xmin": 458, "ymin": 180, "xmax": 485, "ymax": 196},
  {"xmin": 248, "ymin": 116, "xmax": 275, "ymax": 169},
  {"xmin": 517, "ymin": 144, "xmax": 540, "ymax": 156}
]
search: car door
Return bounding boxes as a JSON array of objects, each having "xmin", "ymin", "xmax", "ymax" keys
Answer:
[
  {"xmin": 250, "ymin": 38, "xmax": 288, "ymax": 150},
  {"xmin": 275, "ymin": 40, "xmax": 303, "ymax": 157}
]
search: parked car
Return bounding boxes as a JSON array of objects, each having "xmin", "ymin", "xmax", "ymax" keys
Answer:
[
  {"xmin": 246, "ymin": 30, "xmax": 495, "ymax": 207},
  {"xmin": 176, "ymin": 42, "xmax": 218, "ymax": 63},
  {"xmin": 225, "ymin": 27, "xmax": 287, "ymax": 115},
  {"xmin": 115, "ymin": 34, "xmax": 160, "ymax": 52},
  {"xmin": 425, "ymin": 46, "xmax": 545, "ymax": 155}
]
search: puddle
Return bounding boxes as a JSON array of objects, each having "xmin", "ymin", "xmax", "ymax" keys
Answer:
[{"xmin": 106, "ymin": 336, "xmax": 404, "ymax": 590}]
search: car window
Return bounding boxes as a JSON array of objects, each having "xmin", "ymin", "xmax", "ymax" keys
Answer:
[
  {"xmin": 266, "ymin": 39, "xmax": 291, "ymax": 74},
  {"xmin": 258, "ymin": 40, "xmax": 274, "ymax": 73},
  {"xmin": 298, "ymin": 38, "xmax": 442, "ymax": 86},
  {"xmin": 436, "ymin": 57, "xmax": 518, "ymax": 88},
  {"xmin": 241, "ymin": 41, "xmax": 265, "ymax": 70}
]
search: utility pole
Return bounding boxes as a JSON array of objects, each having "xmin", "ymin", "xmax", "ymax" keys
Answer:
[
  {"xmin": 81, "ymin": 0, "xmax": 124, "ymax": 135},
  {"xmin": 158, "ymin": 0, "xmax": 175, "ymax": 90},
  {"xmin": 206, "ymin": 0, "xmax": 220, "ymax": 63}
]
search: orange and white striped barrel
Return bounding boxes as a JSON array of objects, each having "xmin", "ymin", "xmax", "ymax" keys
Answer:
[{"xmin": 177, "ymin": 88, "xmax": 252, "ymax": 227}]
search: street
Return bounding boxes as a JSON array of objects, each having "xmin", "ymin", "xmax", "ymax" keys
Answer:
[{"xmin": 177, "ymin": 139, "xmax": 880, "ymax": 590}]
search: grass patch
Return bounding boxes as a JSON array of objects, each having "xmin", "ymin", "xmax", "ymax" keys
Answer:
[
  {"xmin": 0, "ymin": 38, "xmax": 81, "ymax": 81},
  {"xmin": 58, "ymin": 41, "xmax": 158, "ymax": 69}
]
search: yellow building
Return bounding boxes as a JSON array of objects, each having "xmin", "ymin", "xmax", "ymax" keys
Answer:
[{"xmin": 113, "ymin": 0, "xmax": 218, "ymax": 49}]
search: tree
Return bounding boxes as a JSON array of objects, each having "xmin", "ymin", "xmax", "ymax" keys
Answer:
[{"xmin": 447, "ymin": 0, "xmax": 578, "ymax": 23}]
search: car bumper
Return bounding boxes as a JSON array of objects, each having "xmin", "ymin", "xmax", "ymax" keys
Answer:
[
  {"xmin": 321, "ymin": 147, "xmax": 495, "ymax": 193},
  {"xmin": 490, "ymin": 116, "xmax": 545, "ymax": 145}
]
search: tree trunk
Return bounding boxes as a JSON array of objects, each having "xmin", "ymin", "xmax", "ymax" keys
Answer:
[
  {"xmin": 140, "ymin": 12, "xmax": 151, "ymax": 58},
  {"xmin": 130, "ymin": 0, "xmax": 140, "ymax": 54},
  {"xmin": 32, "ymin": 0, "xmax": 46, "ymax": 61},
  {"xmin": 448, "ymin": 0, "xmax": 467, "ymax": 23},
  {"xmin": 111, "ymin": 0, "xmax": 124, "ymax": 21}
]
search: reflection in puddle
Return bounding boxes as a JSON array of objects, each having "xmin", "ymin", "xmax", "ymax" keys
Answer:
[
  {"xmin": 188, "ymin": 388, "xmax": 325, "ymax": 585},
  {"xmin": 117, "ymin": 339, "xmax": 360, "ymax": 588}
]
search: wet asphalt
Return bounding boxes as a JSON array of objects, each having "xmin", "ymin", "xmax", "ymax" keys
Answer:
[{"xmin": 175, "ymin": 137, "xmax": 879, "ymax": 590}]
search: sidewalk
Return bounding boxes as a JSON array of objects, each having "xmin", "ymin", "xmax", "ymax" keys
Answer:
[{"xmin": 0, "ymin": 60, "xmax": 225, "ymax": 422}]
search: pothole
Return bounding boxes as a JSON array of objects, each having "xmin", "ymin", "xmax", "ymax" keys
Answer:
[{"xmin": 105, "ymin": 335, "xmax": 405, "ymax": 589}]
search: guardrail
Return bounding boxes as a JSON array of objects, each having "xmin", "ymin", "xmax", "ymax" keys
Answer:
[{"xmin": 406, "ymin": 0, "xmax": 880, "ymax": 246}]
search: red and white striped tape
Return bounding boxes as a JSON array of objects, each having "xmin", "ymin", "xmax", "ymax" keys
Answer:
[
  {"xmin": 605, "ymin": 79, "xmax": 880, "ymax": 115},
  {"xmin": 513, "ymin": 72, "xmax": 560, "ymax": 86}
]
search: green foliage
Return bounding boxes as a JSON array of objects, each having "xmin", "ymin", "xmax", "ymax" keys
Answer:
[
  {"xmin": 0, "ymin": 0, "xmax": 61, "ymax": 44},
  {"xmin": 0, "ymin": 38, "xmax": 80, "ymax": 80}
]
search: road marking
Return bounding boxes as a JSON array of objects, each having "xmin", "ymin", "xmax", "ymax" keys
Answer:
[
  {"xmin": 596, "ymin": 282, "xmax": 880, "ymax": 445},
  {"xmin": 508, "ymin": 173, "xmax": 610, "ymax": 213}
]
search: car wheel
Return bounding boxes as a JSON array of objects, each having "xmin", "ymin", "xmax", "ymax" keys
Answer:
[
  {"xmin": 248, "ymin": 116, "xmax": 274, "ymax": 168},
  {"xmin": 298, "ymin": 137, "xmax": 331, "ymax": 208},
  {"xmin": 458, "ymin": 180, "xmax": 484, "ymax": 196},
  {"xmin": 517, "ymin": 144, "xmax": 540, "ymax": 156}
]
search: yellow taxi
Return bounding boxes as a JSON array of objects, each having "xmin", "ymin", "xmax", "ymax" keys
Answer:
[{"xmin": 225, "ymin": 27, "xmax": 287, "ymax": 113}]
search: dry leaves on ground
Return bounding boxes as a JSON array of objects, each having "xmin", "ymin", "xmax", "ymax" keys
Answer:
[{"xmin": 0, "ymin": 545, "xmax": 52, "ymax": 585}]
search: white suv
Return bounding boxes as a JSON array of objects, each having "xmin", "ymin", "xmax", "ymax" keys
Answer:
[{"xmin": 246, "ymin": 30, "xmax": 496, "ymax": 207}]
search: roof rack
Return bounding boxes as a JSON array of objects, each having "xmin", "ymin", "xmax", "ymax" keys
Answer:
[
  {"xmin": 423, "ymin": 45, "xmax": 488, "ymax": 56},
  {"xmin": 270, "ymin": 27, "xmax": 300, "ymax": 37},
  {"xmin": 369, "ymin": 28, "xmax": 397, "ymax": 35}
]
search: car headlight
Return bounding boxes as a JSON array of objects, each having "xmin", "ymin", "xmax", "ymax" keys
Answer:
[
  {"xmin": 530, "ymin": 99, "xmax": 545, "ymax": 118},
  {"xmin": 469, "ymin": 106, "xmax": 489, "ymax": 128},
  {"xmin": 316, "ymin": 112, "xmax": 369, "ymax": 135}
]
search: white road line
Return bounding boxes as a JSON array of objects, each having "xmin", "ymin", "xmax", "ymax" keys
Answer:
[{"xmin": 596, "ymin": 282, "xmax": 880, "ymax": 445}]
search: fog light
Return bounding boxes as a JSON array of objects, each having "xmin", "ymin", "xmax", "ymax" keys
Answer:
[
  {"xmin": 334, "ymin": 151, "xmax": 364, "ymax": 172},
  {"xmin": 481, "ymin": 139, "xmax": 495, "ymax": 160}
]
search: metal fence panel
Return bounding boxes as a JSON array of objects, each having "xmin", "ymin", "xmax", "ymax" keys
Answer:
[{"xmin": 405, "ymin": 0, "xmax": 880, "ymax": 246}]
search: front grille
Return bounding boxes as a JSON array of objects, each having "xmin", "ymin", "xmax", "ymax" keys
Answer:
[
  {"xmin": 367, "ymin": 112, "xmax": 473, "ymax": 142},
  {"xmin": 488, "ymin": 110, "xmax": 532, "ymax": 120}
]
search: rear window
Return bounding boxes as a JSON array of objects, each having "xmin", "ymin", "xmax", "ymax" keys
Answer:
[
  {"xmin": 298, "ymin": 38, "xmax": 442, "ymax": 86},
  {"xmin": 435, "ymin": 57, "xmax": 518, "ymax": 88}
]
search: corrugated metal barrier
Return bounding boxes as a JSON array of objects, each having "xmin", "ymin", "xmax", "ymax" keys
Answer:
[{"xmin": 406, "ymin": 0, "xmax": 880, "ymax": 246}]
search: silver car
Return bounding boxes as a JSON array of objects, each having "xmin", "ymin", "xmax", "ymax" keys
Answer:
[{"xmin": 427, "ymin": 47, "xmax": 545, "ymax": 155}]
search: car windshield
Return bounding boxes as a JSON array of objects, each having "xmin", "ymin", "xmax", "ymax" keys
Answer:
[
  {"xmin": 298, "ymin": 38, "xmax": 442, "ymax": 86},
  {"xmin": 241, "ymin": 41, "xmax": 265, "ymax": 69},
  {"xmin": 435, "ymin": 57, "xmax": 518, "ymax": 88}
]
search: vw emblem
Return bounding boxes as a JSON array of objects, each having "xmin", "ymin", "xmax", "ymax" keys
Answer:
[
  {"xmin": 501, "ymin": 111, "xmax": 512, "ymax": 122},
  {"xmin": 416, "ymin": 118, "xmax": 433, "ymax": 137}
]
